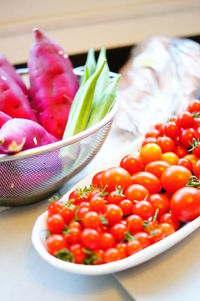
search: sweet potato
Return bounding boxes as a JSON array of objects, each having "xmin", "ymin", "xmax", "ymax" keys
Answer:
[
  {"xmin": 0, "ymin": 53, "xmax": 28, "ymax": 95},
  {"xmin": 28, "ymin": 28, "xmax": 79, "ymax": 139},
  {"xmin": 0, "ymin": 111, "xmax": 11, "ymax": 128},
  {"xmin": 0, "ymin": 118, "xmax": 57, "ymax": 154},
  {"xmin": 0, "ymin": 69, "xmax": 38, "ymax": 121}
]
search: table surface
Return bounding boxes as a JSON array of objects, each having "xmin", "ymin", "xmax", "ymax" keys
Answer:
[{"xmin": 0, "ymin": 128, "xmax": 200, "ymax": 301}]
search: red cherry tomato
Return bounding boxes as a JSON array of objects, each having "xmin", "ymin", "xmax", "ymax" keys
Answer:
[
  {"xmin": 110, "ymin": 223, "xmax": 127, "ymax": 242},
  {"xmin": 119, "ymin": 199, "xmax": 134, "ymax": 216},
  {"xmin": 161, "ymin": 165, "xmax": 192, "ymax": 194},
  {"xmin": 193, "ymin": 160, "xmax": 200, "ymax": 178},
  {"xmin": 81, "ymin": 229, "xmax": 100, "ymax": 250},
  {"xmin": 126, "ymin": 214, "xmax": 143, "ymax": 234},
  {"xmin": 142, "ymin": 137, "xmax": 157, "ymax": 146},
  {"xmin": 65, "ymin": 228, "xmax": 81, "ymax": 245},
  {"xmin": 179, "ymin": 128, "xmax": 196, "ymax": 148},
  {"xmin": 120, "ymin": 154, "xmax": 143, "ymax": 175},
  {"xmin": 100, "ymin": 232, "xmax": 115, "ymax": 250},
  {"xmin": 150, "ymin": 194, "xmax": 170, "ymax": 219},
  {"xmin": 46, "ymin": 234, "xmax": 66, "ymax": 255},
  {"xmin": 46, "ymin": 214, "xmax": 65, "ymax": 234},
  {"xmin": 101, "ymin": 167, "xmax": 132, "ymax": 192},
  {"xmin": 104, "ymin": 248, "xmax": 121, "ymax": 263},
  {"xmin": 125, "ymin": 184, "xmax": 150, "ymax": 202},
  {"xmin": 107, "ymin": 187, "xmax": 124, "ymax": 205},
  {"xmin": 170, "ymin": 187, "xmax": 200, "ymax": 222},
  {"xmin": 70, "ymin": 244, "xmax": 87, "ymax": 264},
  {"xmin": 133, "ymin": 200, "xmax": 155, "ymax": 220},
  {"xmin": 177, "ymin": 111, "xmax": 195, "ymax": 129},
  {"xmin": 132, "ymin": 172, "xmax": 161, "ymax": 194},
  {"xmin": 164, "ymin": 121, "xmax": 179, "ymax": 139},
  {"xmin": 48, "ymin": 201, "xmax": 64, "ymax": 216},
  {"xmin": 145, "ymin": 160, "xmax": 170, "ymax": 179},
  {"xmin": 105, "ymin": 204, "xmax": 123, "ymax": 225},
  {"xmin": 159, "ymin": 212, "xmax": 180, "ymax": 230},
  {"xmin": 82, "ymin": 211, "xmax": 101, "ymax": 229},
  {"xmin": 157, "ymin": 136, "xmax": 175, "ymax": 153},
  {"xmin": 175, "ymin": 145, "xmax": 188, "ymax": 158},
  {"xmin": 126, "ymin": 240, "xmax": 142, "ymax": 256},
  {"xmin": 177, "ymin": 158, "xmax": 193, "ymax": 172},
  {"xmin": 187, "ymin": 99, "xmax": 200, "ymax": 113},
  {"xmin": 134, "ymin": 232, "xmax": 151, "ymax": 248},
  {"xmin": 92, "ymin": 171, "xmax": 104, "ymax": 187},
  {"xmin": 160, "ymin": 223, "xmax": 175, "ymax": 237},
  {"xmin": 90, "ymin": 195, "xmax": 106, "ymax": 213}
]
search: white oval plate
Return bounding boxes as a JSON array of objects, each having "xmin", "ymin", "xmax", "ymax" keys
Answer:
[{"xmin": 32, "ymin": 138, "xmax": 200, "ymax": 275}]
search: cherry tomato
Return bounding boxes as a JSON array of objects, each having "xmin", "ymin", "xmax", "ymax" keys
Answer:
[
  {"xmin": 77, "ymin": 206, "xmax": 90, "ymax": 219},
  {"xmin": 164, "ymin": 121, "xmax": 179, "ymax": 139},
  {"xmin": 125, "ymin": 184, "xmax": 150, "ymax": 202},
  {"xmin": 193, "ymin": 160, "xmax": 200, "ymax": 178},
  {"xmin": 161, "ymin": 152, "xmax": 179, "ymax": 165},
  {"xmin": 46, "ymin": 214, "xmax": 65, "ymax": 234},
  {"xmin": 119, "ymin": 199, "xmax": 134, "ymax": 216},
  {"xmin": 161, "ymin": 165, "xmax": 192, "ymax": 194},
  {"xmin": 70, "ymin": 244, "xmax": 87, "ymax": 264},
  {"xmin": 126, "ymin": 240, "xmax": 142, "ymax": 256},
  {"xmin": 157, "ymin": 136, "xmax": 175, "ymax": 153},
  {"xmin": 100, "ymin": 232, "xmax": 115, "ymax": 250},
  {"xmin": 145, "ymin": 160, "xmax": 170, "ymax": 178},
  {"xmin": 150, "ymin": 228, "xmax": 163, "ymax": 243},
  {"xmin": 105, "ymin": 204, "xmax": 123, "ymax": 225},
  {"xmin": 65, "ymin": 228, "xmax": 81, "ymax": 245},
  {"xmin": 177, "ymin": 111, "xmax": 195, "ymax": 129},
  {"xmin": 116, "ymin": 243, "xmax": 127, "ymax": 259},
  {"xmin": 192, "ymin": 141, "xmax": 200, "ymax": 157},
  {"xmin": 90, "ymin": 195, "xmax": 106, "ymax": 213},
  {"xmin": 132, "ymin": 172, "xmax": 161, "ymax": 194},
  {"xmin": 101, "ymin": 167, "xmax": 132, "ymax": 192},
  {"xmin": 175, "ymin": 145, "xmax": 188, "ymax": 158},
  {"xmin": 107, "ymin": 186, "xmax": 124, "ymax": 205},
  {"xmin": 60, "ymin": 205, "xmax": 76, "ymax": 223},
  {"xmin": 104, "ymin": 248, "xmax": 121, "ymax": 263},
  {"xmin": 126, "ymin": 214, "xmax": 143, "ymax": 234},
  {"xmin": 93, "ymin": 250, "xmax": 104, "ymax": 265},
  {"xmin": 69, "ymin": 189, "xmax": 88, "ymax": 205},
  {"xmin": 179, "ymin": 128, "xmax": 196, "ymax": 148},
  {"xmin": 134, "ymin": 232, "xmax": 151, "ymax": 248},
  {"xmin": 48, "ymin": 201, "xmax": 64, "ymax": 216},
  {"xmin": 110, "ymin": 223, "xmax": 127, "ymax": 242},
  {"xmin": 81, "ymin": 229, "xmax": 100, "ymax": 250},
  {"xmin": 120, "ymin": 154, "xmax": 143, "ymax": 175},
  {"xmin": 139, "ymin": 143, "xmax": 162, "ymax": 165},
  {"xmin": 184, "ymin": 154, "xmax": 198, "ymax": 168},
  {"xmin": 187, "ymin": 99, "xmax": 200, "ymax": 113},
  {"xmin": 170, "ymin": 187, "xmax": 200, "ymax": 222},
  {"xmin": 160, "ymin": 223, "xmax": 175, "ymax": 237},
  {"xmin": 177, "ymin": 158, "xmax": 193, "ymax": 172},
  {"xmin": 46, "ymin": 234, "xmax": 66, "ymax": 255},
  {"xmin": 82, "ymin": 211, "xmax": 101, "ymax": 229},
  {"xmin": 142, "ymin": 137, "xmax": 157, "ymax": 146},
  {"xmin": 145, "ymin": 128, "xmax": 159, "ymax": 138},
  {"xmin": 150, "ymin": 194, "xmax": 170, "ymax": 219},
  {"xmin": 159, "ymin": 212, "xmax": 180, "ymax": 230},
  {"xmin": 133, "ymin": 200, "xmax": 155, "ymax": 220},
  {"xmin": 92, "ymin": 171, "xmax": 104, "ymax": 187},
  {"xmin": 68, "ymin": 221, "xmax": 82, "ymax": 230}
]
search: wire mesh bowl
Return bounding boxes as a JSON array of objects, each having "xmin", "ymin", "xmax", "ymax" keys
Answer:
[{"xmin": 0, "ymin": 67, "xmax": 120, "ymax": 206}]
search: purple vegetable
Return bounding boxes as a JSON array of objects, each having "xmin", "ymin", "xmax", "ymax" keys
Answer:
[
  {"xmin": 28, "ymin": 28, "xmax": 79, "ymax": 139},
  {"xmin": 0, "ymin": 118, "xmax": 58, "ymax": 154}
]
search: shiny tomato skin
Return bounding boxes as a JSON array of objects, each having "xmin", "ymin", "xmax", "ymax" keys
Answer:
[
  {"xmin": 48, "ymin": 201, "xmax": 64, "ymax": 216},
  {"xmin": 92, "ymin": 171, "xmax": 104, "ymax": 187},
  {"xmin": 175, "ymin": 145, "xmax": 188, "ymax": 158},
  {"xmin": 100, "ymin": 232, "xmax": 115, "ymax": 250},
  {"xmin": 161, "ymin": 165, "xmax": 192, "ymax": 194},
  {"xmin": 132, "ymin": 172, "xmax": 161, "ymax": 194},
  {"xmin": 170, "ymin": 187, "xmax": 200, "ymax": 222},
  {"xmin": 157, "ymin": 136, "xmax": 175, "ymax": 153},
  {"xmin": 193, "ymin": 160, "xmax": 200, "ymax": 178},
  {"xmin": 46, "ymin": 234, "xmax": 66, "ymax": 255},
  {"xmin": 105, "ymin": 204, "xmax": 123, "ymax": 225},
  {"xmin": 159, "ymin": 212, "xmax": 180, "ymax": 230},
  {"xmin": 81, "ymin": 229, "xmax": 100, "ymax": 250},
  {"xmin": 119, "ymin": 199, "xmax": 134, "ymax": 216},
  {"xmin": 126, "ymin": 214, "xmax": 143, "ymax": 234},
  {"xmin": 145, "ymin": 160, "xmax": 170, "ymax": 179},
  {"xmin": 125, "ymin": 184, "xmax": 150, "ymax": 202},
  {"xmin": 145, "ymin": 129, "xmax": 159, "ymax": 138},
  {"xmin": 179, "ymin": 128, "xmax": 196, "ymax": 148},
  {"xmin": 134, "ymin": 232, "xmax": 151, "ymax": 248},
  {"xmin": 104, "ymin": 248, "xmax": 121, "ymax": 263},
  {"xmin": 164, "ymin": 121, "xmax": 179, "ymax": 139},
  {"xmin": 65, "ymin": 228, "xmax": 81, "ymax": 245},
  {"xmin": 150, "ymin": 194, "xmax": 170, "ymax": 219},
  {"xmin": 187, "ymin": 99, "xmax": 200, "ymax": 113},
  {"xmin": 160, "ymin": 223, "xmax": 175, "ymax": 237},
  {"xmin": 70, "ymin": 244, "xmax": 87, "ymax": 264},
  {"xmin": 82, "ymin": 211, "xmax": 101, "ymax": 229},
  {"xmin": 110, "ymin": 223, "xmax": 127, "ymax": 242},
  {"xmin": 90, "ymin": 195, "xmax": 106, "ymax": 213},
  {"xmin": 46, "ymin": 214, "xmax": 65, "ymax": 234},
  {"xmin": 142, "ymin": 137, "xmax": 157, "ymax": 146},
  {"xmin": 177, "ymin": 158, "xmax": 193, "ymax": 172},
  {"xmin": 139, "ymin": 143, "xmax": 162, "ymax": 165},
  {"xmin": 101, "ymin": 167, "xmax": 132, "ymax": 192},
  {"xmin": 177, "ymin": 111, "xmax": 196, "ymax": 129},
  {"xmin": 133, "ymin": 200, "xmax": 155, "ymax": 220},
  {"xmin": 126, "ymin": 240, "xmax": 142, "ymax": 256},
  {"xmin": 161, "ymin": 152, "xmax": 179, "ymax": 165},
  {"xmin": 107, "ymin": 189, "xmax": 124, "ymax": 205},
  {"xmin": 120, "ymin": 154, "xmax": 143, "ymax": 175}
]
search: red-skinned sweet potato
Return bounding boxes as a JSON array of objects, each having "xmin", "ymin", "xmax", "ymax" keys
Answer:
[
  {"xmin": 0, "ymin": 69, "xmax": 38, "ymax": 121},
  {"xmin": 0, "ymin": 118, "xmax": 57, "ymax": 154},
  {"xmin": 28, "ymin": 28, "xmax": 79, "ymax": 139},
  {"xmin": 0, "ymin": 111, "xmax": 11, "ymax": 128},
  {"xmin": 0, "ymin": 53, "xmax": 28, "ymax": 95}
]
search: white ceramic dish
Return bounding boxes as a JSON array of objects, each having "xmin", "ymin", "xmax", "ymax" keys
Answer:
[{"xmin": 32, "ymin": 138, "xmax": 200, "ymax": 275}]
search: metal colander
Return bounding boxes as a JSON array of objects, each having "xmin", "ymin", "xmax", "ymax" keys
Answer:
[{"xmin": 0, "ymin": 68, "xmax": 119, "ymax": 206}]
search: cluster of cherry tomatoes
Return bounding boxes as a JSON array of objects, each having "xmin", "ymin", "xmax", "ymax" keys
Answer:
[{"xmin": 45, "ymin": 99, "xmax": 200, "ymax": 265}]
